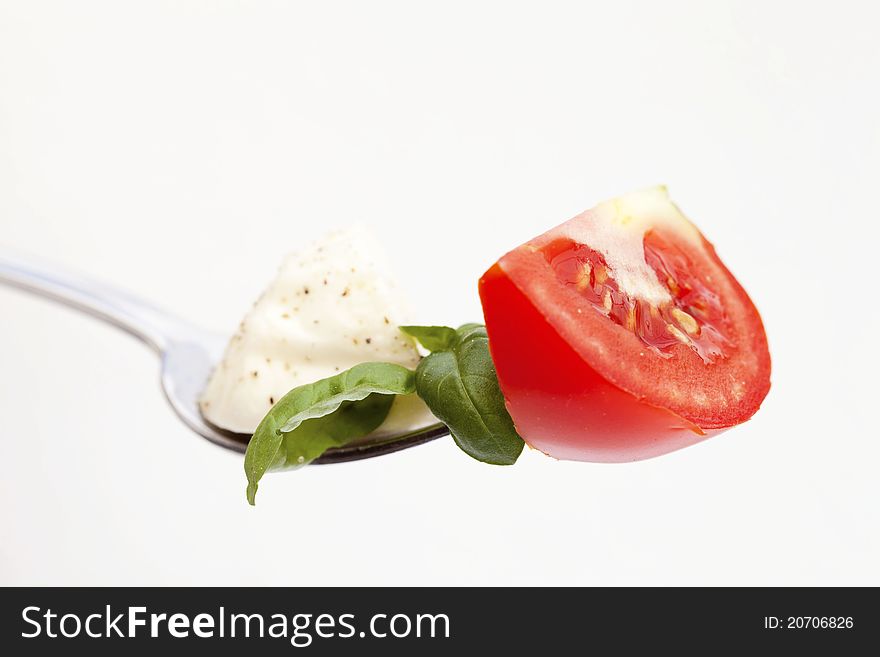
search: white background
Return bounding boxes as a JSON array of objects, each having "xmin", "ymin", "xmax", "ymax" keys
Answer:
[{"xmin": 1, "ymin": 1, "xmax": 878, "ymax": 586}]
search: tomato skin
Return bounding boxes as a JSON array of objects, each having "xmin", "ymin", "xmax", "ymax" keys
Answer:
[{"xmin": 479, "ymin": 263, "xmax": 725, "ymax": 462}]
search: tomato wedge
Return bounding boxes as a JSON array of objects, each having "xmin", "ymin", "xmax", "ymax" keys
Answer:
[{"xmin": 478, "ymin": 187, "xmax": 771, "ymax": 462}]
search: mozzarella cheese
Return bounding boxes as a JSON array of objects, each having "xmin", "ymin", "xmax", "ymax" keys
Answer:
[{"xmin": 200, "ymin": 227, "xmax": 434, "ymax": 436}]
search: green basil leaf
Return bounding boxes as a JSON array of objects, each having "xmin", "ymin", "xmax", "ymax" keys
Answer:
[
  {"xmin": 413, "ymin": 324, "xmax": 524, "ymax": 465},
  {"xmin": 399, "ymin": 325, "xmax": 458, "ymax": 352},
  {"xmin": 244, "ymin": 362, "xmax": 416, "ymax": 504},
  {"xmin": 274, "ymin": 362, "xmax": 415, "ymax": 433},
  {"xmin": 276, "ymin": 394, "xmax": 394, "ymax": 469}
]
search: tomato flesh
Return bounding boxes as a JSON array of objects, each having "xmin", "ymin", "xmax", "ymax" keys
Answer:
[
  {"xmin": 480, "ymin": 263, "xmax": 720, "ymax": 462},
  {"xmin": 545, "ymin": 233, "xmax": 729, "ymax": 364},
  {"xmin": 478, "ymin": 187, "xmax": 770, "ymax": 462}
]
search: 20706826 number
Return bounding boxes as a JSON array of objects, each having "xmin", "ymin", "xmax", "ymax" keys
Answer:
[{"xmin": 787, "ymin": 617, "xmax": 853, "ymax": 629}]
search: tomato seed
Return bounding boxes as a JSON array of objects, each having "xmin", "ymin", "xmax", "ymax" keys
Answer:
[{"xmin": 671, "ymin": 308, "xmax": 700, "ymax": 336}]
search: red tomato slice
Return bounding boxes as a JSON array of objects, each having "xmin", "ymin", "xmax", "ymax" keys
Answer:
[{"xmin": 478, "ymin": 187, "xmax": 771, "ymax": 462}]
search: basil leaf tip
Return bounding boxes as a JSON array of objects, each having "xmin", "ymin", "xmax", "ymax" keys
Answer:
[
  {"xmin": 399, "ymin": 325, "xmax": 458, "ymax": 352},
  {"xmin": 244, "ymin": 362, "xmax": 416, "ymax": 504}
]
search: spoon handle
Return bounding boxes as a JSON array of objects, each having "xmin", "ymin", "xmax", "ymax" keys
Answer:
[{"xmin": 0, "ymin": 249, "xmax": 175, "ymax": 353}]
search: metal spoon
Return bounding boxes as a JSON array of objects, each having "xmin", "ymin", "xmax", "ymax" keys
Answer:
[{"xmin": 0, "ymin": 250, "xmax": 449, "ymax": 462}]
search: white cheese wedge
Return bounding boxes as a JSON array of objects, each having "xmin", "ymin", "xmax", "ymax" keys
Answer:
[{"xmin": 200, "ymin": 227, "xmax": 434, "ymax": 436}]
